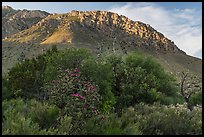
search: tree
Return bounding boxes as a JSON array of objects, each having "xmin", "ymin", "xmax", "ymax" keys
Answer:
[{"xmin": 179, "ymin": 71, "xmax": 202, "ymax": 110}]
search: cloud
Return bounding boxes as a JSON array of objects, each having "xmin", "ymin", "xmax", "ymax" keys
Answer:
[
  {"xmin": 194, "ymin": 48, "xmax": 202, "ymax": 59},
  {"xmin": 108, "ymin": 2, "xmax": 202, "ymax": 59}
]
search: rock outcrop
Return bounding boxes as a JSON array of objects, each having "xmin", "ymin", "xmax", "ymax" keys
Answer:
[
  {"xmin": 2, "ymin": 6, "xmax": 49, "ymax": 38},
  {"xmin": 67, "ymin": 10, "xmax": 182, "ymax": 53}
]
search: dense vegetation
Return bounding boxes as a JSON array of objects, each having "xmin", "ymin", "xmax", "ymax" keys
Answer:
[{"xmin": 2, "ymin": 46, "xmax": 202, "ymax": 135}]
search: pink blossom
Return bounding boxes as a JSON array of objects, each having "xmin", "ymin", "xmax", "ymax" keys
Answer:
[
  {"xmin": 72, "ymin": 93, "xmax": 79, "ymax": 97},
  {"xmin": 72, "ymin": 93, "xmax": 85, "ymax": 99},
  {"xmin": 90, "ymin": 85, "xmax": 94, "ymax": 91},
  {"xmin": 71, "ymin": 73, "xmax": 76, "ymax": 77},
  {"xmin": 85, "ymin": 90, "xmax": 88, "ymax": 94},
  {"xmin": 85, "ymin": 81, "xmax": 89, "ymax": 87},
  {"xmin": 79, "ymin": 95, "xmax": 85, "ymax": 100},
  {"xmin": 75, "ymin": 68, "xmax": 79, "ymax": 72}
]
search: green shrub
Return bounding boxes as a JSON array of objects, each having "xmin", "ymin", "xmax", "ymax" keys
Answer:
[
  {"xmin": 2, "ymin": 99, "xmax": 45, "ymax": 135},
  {"xmin": 3, "ymin": 98, "xmax": 60, "ymax": 131},
  {"xmin": 81, "ymin": 109, "xmax": 142, "ymax": 135},
  {"xmin": 6, "ymin": 57, "xmax": 47, "ymax": 99},
  {"xmin": 2, "ymin": 76, "xmax": 15, "ymax": 100},
  {"xmin": 27, "ymin": 100, "xmax": 60, "ymax": 129},
  {"xmin": 2, "ymin": 111, "xmax": 42, "ymax": 135},
  {"xmin": 189, "ymin": 92, "xmax": 202, "ymax": 106},
  {"xmin": 134, "ymin": 103, "xmax": 202, "ymax": 135},
  {"xmin": 81, "ymin": 114, "xmax": 123, "ymax": 135},
  {"xmin": 45, "ymin": 115, "xmax": 73, "ymax": 135},
  {"xmin": 45, "ymin": 47, "xmax": 92, "ymax": 82},
  {"xmin": 100, "ymin": 52, "xmax": 180, "ymax": 113},
  {"xmin": 45, "ymin": 67, "xmax": 102, "ymax": 119},
  {"xmin": 3, "ymin": 45, "xmax": 59, "ymax": 100}
]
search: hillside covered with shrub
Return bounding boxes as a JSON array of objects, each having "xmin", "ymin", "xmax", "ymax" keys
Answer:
[{"xmin": 2, "ymin": 46, "xmax": 202, "ymax": 135}]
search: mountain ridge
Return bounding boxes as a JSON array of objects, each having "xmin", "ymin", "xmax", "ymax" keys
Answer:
[
  {"xmin": 2, "ymin": 5, "xmax": 50, "ymax": 38},
  {"xmin": 2, "ymin": 6, "xmax": 202, "ymax": 76},
  {"xmin": 3, "ymin": 10, "xmax": 184, "ymax": 53}
]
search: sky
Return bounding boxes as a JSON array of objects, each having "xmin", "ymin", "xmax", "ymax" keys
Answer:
[{"xmin": 2, "ymin": 2, "xmax": 202, "ymax": 59}]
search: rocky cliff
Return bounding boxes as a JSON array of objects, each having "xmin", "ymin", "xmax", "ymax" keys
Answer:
[
  {"xmin": 3, "ymin": 10, "xmax": 184, "ymax": 53},
  {"xmin": 2, "ymin": 6, "xmax": 49, "ymax": 38}
]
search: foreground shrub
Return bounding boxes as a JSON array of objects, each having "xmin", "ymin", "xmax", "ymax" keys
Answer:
[
  {"xmin": 2, "ymin": 99, "xmax": 60, "ymax": 132},
  {"xmin": 45, "ymin": 67, "xmax": 103, "ymax": 134},
  {"xmin": 46, "ymin": 67, "xmax": 102, "ymax": 115},
  {"xmin": 134, "ymin": 103, "xmax": 202, "ymax": 135},
  {"xmin": 189, "ymin": 92, "xmax": 202, "ymax": 107},
  {"xmin": 2, "ymin": 99, "xmax": 41, "ymax": 135},
  {"xmin": 45, "ymin": 115, "xmax": 73, "ymax": 135},
  {"xmin": 27, "ymin": 100, "xmax": 60, "ymax": 129},
  {"xmin": 101, "ymin": 52, "xmax": 181, "ymax": 113},
  {"xmin": 45, "ymin": 47, "xmax": 92, "ymax": 82},
  {"xmin": 2, "ymin": 111, "xmax": 42, "ymax": 135},
  {"xmin": 81, "ymin": 108, "xmax": 142, "ymax": 135}
]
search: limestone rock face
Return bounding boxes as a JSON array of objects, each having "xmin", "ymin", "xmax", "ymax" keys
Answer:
[
  {"xmin": 65, "ymin": 10, "xmax": 182, "ymax": 53},
  {"xmin": 2, "ymin": 8, "xmax": 184, "ymax": 53}
]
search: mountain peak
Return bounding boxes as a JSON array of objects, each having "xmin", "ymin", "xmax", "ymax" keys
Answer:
[{"xmin": 2, "ymin": 5, "xmax": 13, "ymax": 10}]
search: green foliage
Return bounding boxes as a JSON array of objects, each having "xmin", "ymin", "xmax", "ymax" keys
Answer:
[
  {"xmin": 81, "ymin": 114, "xmax": 123, "ymax": 135},
  {"xmin": 189, "ymin": 92, "xmax": 202, "ymax": 106},
  {"xmin": 27, "ymin": 100, "xmax": 60, "ymax": 129},
  {"xmin": 100, "ymin": 52, "xmax": 180, "ymax": 112},
  {"xmin": 134, "ymin": 103, "xmax": 202, "ymax": 135},
  {"xmin": 2, "ymin": 46, "xmax": 201, "ymax": 135},
  {"xmin": 80, "ymin": 58, "xmax": 116, "ymax": 113},
  {"xmin": 2, "ymin": 99, "xmax": 42, "ymax": 135},
  {"xmin": 2, "ymin": 45, "xmax": 59, "ymax": 100},
  {"xmin": 160, "ymin": 96, "xmax": 184, "ymax": 105},
  {"xmin": 56, "ymin": 115, "xmax": 72, "ymax": 135},
  {"xmin": 2, "ymin": 111, "xmax": 42, "ymax": 135},
  {"xmin": 5, "ymin": 57, "xmax": 46, "ymax": 99},
  {"xmin": 81, "ymin": 110, "xmax": 142, "ymax": 135},
  {"xmin": 45, "ymin": 47, "xmax": 92, "ymax": 82},
  {"xmin": 45, "ymin": 115, "xmax": 73, "ymax": 135},
  {"xmin": 2, "ymin": 75, "xmax": 14, "ymax": 100},
  {"xmin": 45, "ymin": 67, "xmax": 102, "ymax": 119},
  {"xmin": 3, "ymin": 99, "xmax": 60, "ymax": 131}
]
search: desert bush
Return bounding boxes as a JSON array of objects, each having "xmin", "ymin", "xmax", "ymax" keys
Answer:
[
  {"xmin": 81, "ymin": 108, "xmax": 142, "ymax": 135},
  {"xmin": 81, "ymin": 114, "xmax": 123, "ymax": 135},
  {"xmin": 100, "ymin": 52, "xmax": 180, "ymax": 113},
  {"xmin": 45, "ymin": 115, "xmax": 73, "ymax": 135},
  {"xmin": 3, "ymin": 45, "xmax": 58, "ymax": 100},
  {"xmin": 45, "ymin": 67, "xmax": 102, "ymax": 114},
  {"xmin": 2, "ymin": 111, "xmax": 42, "ymax": 135},
  {"xmin": 134, "ymin": 103, "xmax": 202, "ymax": 135},
  {"xmin": 2, "ymin": 98, "xmax": 60, "ymax": 132},
  {"xmin": 45, "ymin": 47, "xmax": 92, "ymax": 82},
  {"xmin": 80, "ymin": 58, "xmax": 116, "ymax": 113},
  {"xmin": 2, "ymin": 99, "xmax": 41, "ymax": 135},
  {"xmin": 2, "ymin": 75, "xmax": 15, "ymax": 100},
  {"xmin": 189, "ymin": 92, "xmax": 202, "ymax": 106},
  {"xmin": 27, "ymin": 99, "xmax": 60, "ymax": 129},
  {"xmin": 45, "ymin": 67, "xmax": 104, "ymax": 134},
  {"xmin": 5, "ymin": 56, "xmax": 47, "ymax": 99}
]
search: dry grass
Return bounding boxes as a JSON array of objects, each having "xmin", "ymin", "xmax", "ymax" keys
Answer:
[{"xmin": 41, "ymin": 29, "xmax": 73, "ymax": 44}]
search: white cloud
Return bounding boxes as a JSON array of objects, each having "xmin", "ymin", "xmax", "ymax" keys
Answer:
[
  {"xmin": 194, "ymin": 48, "xmax": 202, "ymax": 59},
  {"xmin": 108, "ymin": 2, "xmax": 202, "ymax": 59}
]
